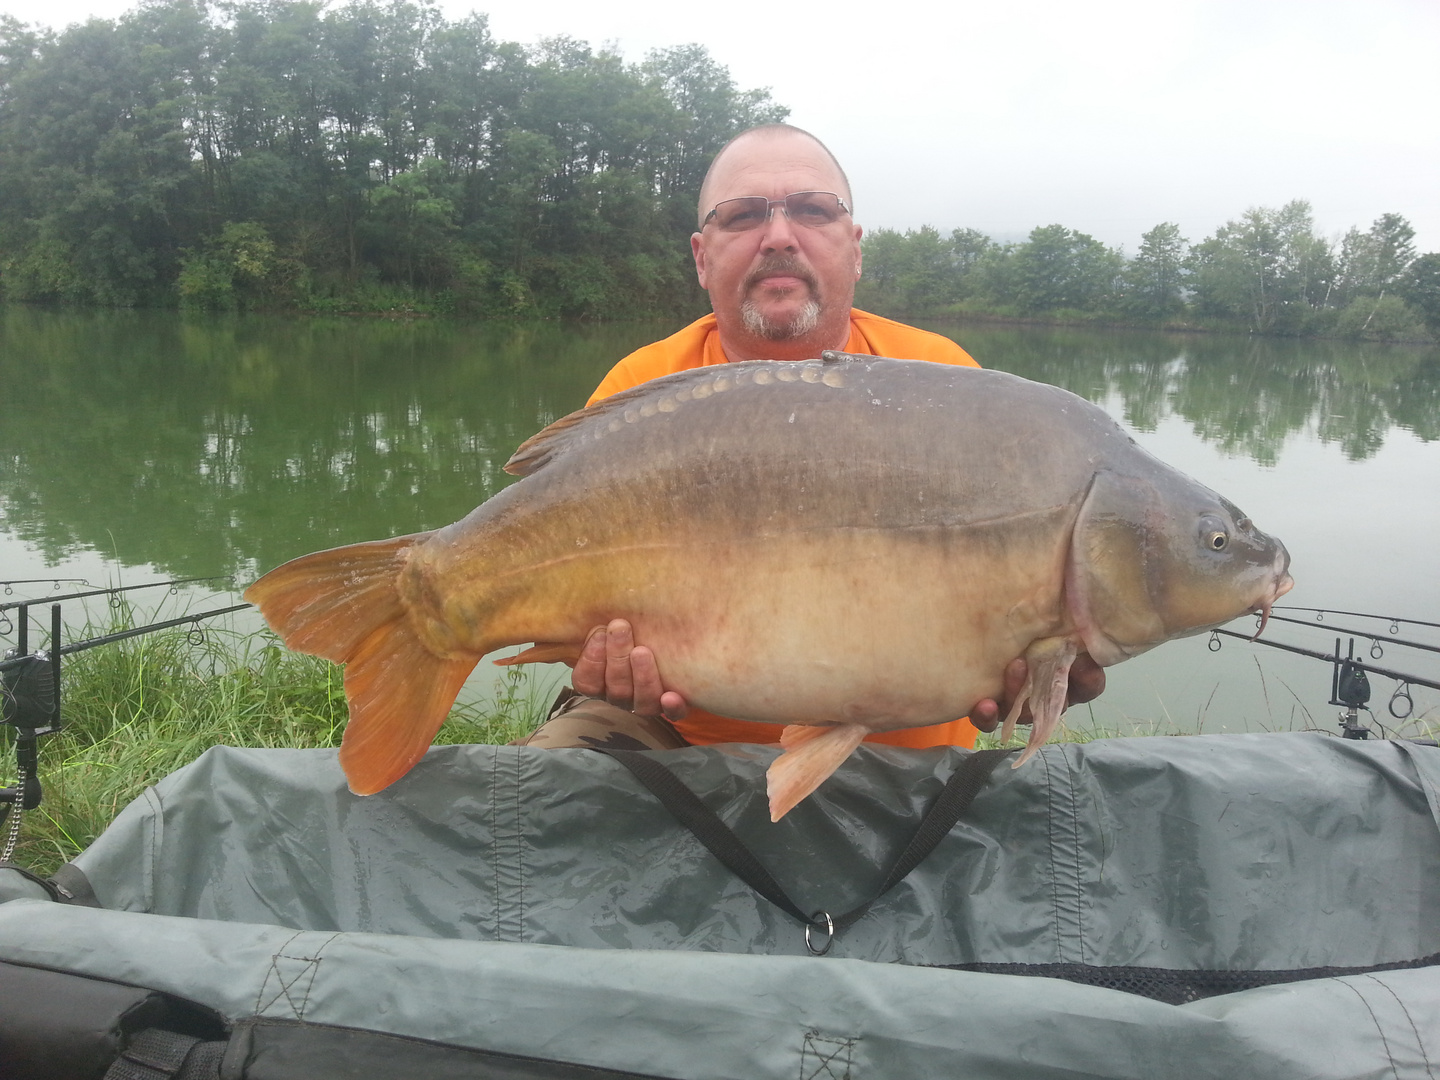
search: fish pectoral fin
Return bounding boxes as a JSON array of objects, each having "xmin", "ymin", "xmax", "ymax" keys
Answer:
[
  {"xmin": 766, "ymin": 724, "xmax": 869, "ymax": 822},
  {"xmin": 1004, "ymin": 637, "xmax": 1080, "ymax": 769},
  {"xmin": 493, "ymin": 641, "xmax": 584, "ymax": 667},
  {"xmin": 338, "ymin": 617, "xmax": 479, "ymax": 795}
]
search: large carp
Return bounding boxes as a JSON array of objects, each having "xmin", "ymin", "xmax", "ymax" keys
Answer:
[{"xmin": 246, "ymin": 353, "xmax": 1292, "ymax": 820}]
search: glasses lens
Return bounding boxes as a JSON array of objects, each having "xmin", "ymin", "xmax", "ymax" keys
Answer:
[
  {"xmin": 713, "ymin": 197, "xmax": 771, "ymax": 231},
  {"xmin": 784, "ymin": 192, "xmax": 844, "ymax": 227}
]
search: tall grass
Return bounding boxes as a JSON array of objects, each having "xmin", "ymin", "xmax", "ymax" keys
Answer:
[{"xmin": 2, "ymin": 617, "xmax": 552, "ymax": 877}]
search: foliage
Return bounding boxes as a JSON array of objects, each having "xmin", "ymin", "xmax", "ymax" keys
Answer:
[
  {"xmin": 0, "ymin": 2, "xmax": 1430, "ymax": 339},
  {"xmin": 0, "ymin": 0, "xmax": 785, "ymax": 315},
  {"xmin": 1120, "ymin": 223, "xmax": 1188, "ymax": 320},
  {"xmin": 852, "ymin": 205, "xmax": 1430, "ymax": 340},
  {"xmin": 1332, "ymin": 294, "xmax": 1425, "ymax": 342},
  {"xmin": 1187, "ymin": 201, "xmax": 1334, "ymax": 334},
  {"xmin": 1400, "ymin": 253, "xmax": 1440, "ymax": 338}
]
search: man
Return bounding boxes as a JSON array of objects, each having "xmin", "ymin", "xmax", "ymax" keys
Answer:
[{"xmin": 521, "ymin": 123, "xmax": 1102, "ymax": 752}]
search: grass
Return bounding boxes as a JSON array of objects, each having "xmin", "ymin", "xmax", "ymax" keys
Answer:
[{"xmin": 2, "ymin": 614, "xmax": 553, "ymax": 877}]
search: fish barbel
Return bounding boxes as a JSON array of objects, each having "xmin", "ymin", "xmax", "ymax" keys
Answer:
[{"xmin": 246, "ymin": 354, "xmax": 1293, "ymax": 820}]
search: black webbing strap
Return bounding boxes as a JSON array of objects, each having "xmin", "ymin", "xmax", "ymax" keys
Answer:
[{"xmin": 596, "ymin": 746, "xmax": 1016, "ymax": 953}]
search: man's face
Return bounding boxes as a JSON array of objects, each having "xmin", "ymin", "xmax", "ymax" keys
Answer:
[{"xmin": 691, "ymin": 132, "xmax": 863, "ymax": 356}]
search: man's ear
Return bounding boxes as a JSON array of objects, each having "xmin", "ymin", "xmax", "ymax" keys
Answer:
[
  {"xmin": 854, "ymin": 224, "xmax": 863, "ymax": 278},
  {"xmin": 691, "ymin": 232, "xmax": 707, "ymax": 288}
]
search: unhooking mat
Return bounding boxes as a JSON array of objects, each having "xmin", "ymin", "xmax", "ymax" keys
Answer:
[{"xmin": 2, "ymin": 731, "xmax": 1439, "ymax": 1078}]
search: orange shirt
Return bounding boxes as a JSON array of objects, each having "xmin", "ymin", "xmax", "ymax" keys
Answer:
[{"xmin": 591, "ymin": 309, "xmax": 982, "ymax": 751}]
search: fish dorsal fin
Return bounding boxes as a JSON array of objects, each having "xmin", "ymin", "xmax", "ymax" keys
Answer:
[
  {"xmin": 504, "ymin": 379, "xmax": 678, "ymax": 477},
  {"xmin": 505, "ymin": 366, "xmax": 739, "ymax": 477}
]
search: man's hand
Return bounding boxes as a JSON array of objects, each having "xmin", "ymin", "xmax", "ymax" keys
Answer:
[
  {"xmin": 570, "ymin": 619, "xmax": 689, "ymax": 722},
  {"xmin": 967, "ymin": 652, "xmax": 1106, "ymax": 734}
]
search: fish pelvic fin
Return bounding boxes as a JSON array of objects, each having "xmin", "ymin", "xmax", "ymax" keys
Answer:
[
  {"xmin": 243, "ymin": 533, "xmax": 434, "ymax": 662},
  {"xmin": 338, "ymin": 616, "xmax": 479, "ymax": 795},
  {"xmin": 493, "ymin": 641, "xmax": 583, "ymax": 667},
  {"xmin": 1002, "ymin": 637, "xmax": 1080, "ymax": 769},
  {"xmin": 766, "ymin": 723, "xmax": 869, "ymax": 822}
]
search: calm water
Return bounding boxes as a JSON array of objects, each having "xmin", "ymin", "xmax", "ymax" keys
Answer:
[{"xmin": 2, "ymin": 307, "xmax": 1438, "ymax": 734}]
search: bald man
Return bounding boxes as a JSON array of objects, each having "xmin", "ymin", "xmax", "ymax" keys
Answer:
[{"xmin": 519, "ymin": 123, "xmax": 1104, "ymax": 753}]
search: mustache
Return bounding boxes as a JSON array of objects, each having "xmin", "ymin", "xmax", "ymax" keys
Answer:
[{"xmin": 744, "ymin": 256, "xmax": 819, "ymax": 293}]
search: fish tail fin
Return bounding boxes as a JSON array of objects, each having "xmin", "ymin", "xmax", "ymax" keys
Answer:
[
  {"xmin": 339, "ymin": 617, "xmax": 478, "ymax": 794},
  {"xmin": 243, "ymin": 533, "xmax": 434, "ymax": 661},
  {"xmin": 1007, "ymin": 637, "xmax": 1079, "ymax": 768},
  {"xmin": 245, "ymin": 532, "xmax": 480, "ymax": 794},
  {"xmin": 766, "ymin": 723, "xmax": 869, "ymax": 822},
  {"xmin": 493, "ymin": 641, "xmax": 583, "ymax": 667}
]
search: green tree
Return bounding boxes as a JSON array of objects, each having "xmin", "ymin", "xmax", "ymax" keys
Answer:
[
  {"xmin": 1010, "ymin": 224, "xmax": 1122, "ymax": 314},
  {"xmin": 1121, "ymin": 222, "xmax": 1188, "ymax": 320},
  {"xmin": 1188, "ymin": 201, "xmax": 1332, "ymax": 333},
  {"xmin": 1400, "ymin": 253, "xmax": 1440, "ymax": 339}
]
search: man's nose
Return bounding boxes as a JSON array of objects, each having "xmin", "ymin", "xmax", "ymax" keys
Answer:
[{"xmin": 758, "ymin": 203, "xmax": 800, "ymax": 252}]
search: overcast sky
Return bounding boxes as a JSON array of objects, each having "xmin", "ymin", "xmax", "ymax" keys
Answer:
[{"xmin": 4, "ymin": 0, "xmax": 1436, "ymax": 253}]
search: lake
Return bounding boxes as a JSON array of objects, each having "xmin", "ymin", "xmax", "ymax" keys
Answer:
[{"xmin": 2, "ymin": 307, "xmax": 1437, "ymax": 737}]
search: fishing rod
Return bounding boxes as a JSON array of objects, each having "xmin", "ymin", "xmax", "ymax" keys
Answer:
[
  {"xmin": 1, "ymin": 598, "xmax": 250, "ymax": 862},
  {"xmin": 1209, "ymin": 628, "xmax": 1440, "ymax": 694},
  {"xmin": 1, "ymin": 578, "xmax": 89, "ymax": 596},
  {"xmin": 1211, "ymin": 612, "xmax": 1439, "ymax": 741},
  {"xmin": 0, "ymin": 603, "xmax": 253, "ymax": 674},
  {"xmin": 1259, "ymin": 612, "xmax": 1440, "ymax": 658},
  {"xmin": 1274, "ymin": 606, "xmax": 1440, "ymax": 633},
  {"xmin": 0, "ymin": 576, "xmax": 229, "ymax": 615}
]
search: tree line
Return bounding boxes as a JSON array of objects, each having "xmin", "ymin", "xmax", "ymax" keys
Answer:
[
  {"xmin": 0, "ymin": 0, "xmax": 784, "ymax": 316},
  {"xmin": 856, "ymin": 208, "xmax": 1440, "ymax": 342},
  {"xmin": 1, "ymin": 0, "xmax": 1436, "ymax": 340}
]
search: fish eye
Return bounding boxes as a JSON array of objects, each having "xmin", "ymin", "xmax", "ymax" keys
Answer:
[{"xmin": 1199, "ymin": 515, "xmax": 1229, "ymax": 552}]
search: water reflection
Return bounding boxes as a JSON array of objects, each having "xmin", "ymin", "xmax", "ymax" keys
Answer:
[
  {"xmin": 932, "ymin": 324, "xmax": 1440, "ymax": 465},
  {"xmin": 2, "ymin": 308, "xmax": 1437, "ymax": 584}
]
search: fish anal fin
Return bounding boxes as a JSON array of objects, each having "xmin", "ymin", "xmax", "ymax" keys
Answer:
[
  {"xmin": 1007, "ymin": 637, "xmax": 1080, "ymax": 768},
  {"xmin": 493, "ymin": 641, "xmax": 583, "ymax": 666},
  {"xmin": 766, "ymin": 723, "xmax": 869, "ymax": 822},
  {"xmin": 244, "ymin": 534, "xmax": 431, "ymax": 662},
  {"xmin": 338, "ymin": 617, "xmax": 480, "ymax": 795}
]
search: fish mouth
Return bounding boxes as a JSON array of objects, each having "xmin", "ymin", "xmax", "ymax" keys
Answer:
[{"xmin": 1249, "ymin": 558, "xmax": 1295, "ymax": 641}]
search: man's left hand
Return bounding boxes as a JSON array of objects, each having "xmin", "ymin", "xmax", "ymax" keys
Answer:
[
  {"xmin": 967, "ymin": 653, "xmax": 1106, "ymax": 733},
  {"xmin": 570, "ymin": 619, "xmax": 689, "ymax": 722}
]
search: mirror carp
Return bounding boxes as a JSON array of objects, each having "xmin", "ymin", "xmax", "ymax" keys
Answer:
[{"xmin": 246, "ymin": 354, "xmax": 1293, "ymax": 820}]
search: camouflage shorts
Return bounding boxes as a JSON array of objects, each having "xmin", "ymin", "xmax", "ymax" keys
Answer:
[{"xmin": 511, "ymin": 687, "xmax": 691, "ymax": 752}]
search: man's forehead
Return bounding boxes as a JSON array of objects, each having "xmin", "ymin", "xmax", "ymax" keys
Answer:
[{"xmin": 703, "ymin": 131, "xmax": 850, "ymax": 203}]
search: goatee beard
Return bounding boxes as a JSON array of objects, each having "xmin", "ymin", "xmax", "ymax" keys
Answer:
[{"xmin": 740, "ymin": 297, "xmax": 823, "ymax": 341}]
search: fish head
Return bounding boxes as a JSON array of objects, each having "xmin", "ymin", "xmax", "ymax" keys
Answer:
[{"xmin": 1066, "ymin": 469, "xmax": 1293, "ymax": 665}]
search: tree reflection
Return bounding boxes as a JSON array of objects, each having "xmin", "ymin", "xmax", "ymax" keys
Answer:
[{"xmin": 3, "ymin": 310, "xmax": 1437, "ymax": 580}]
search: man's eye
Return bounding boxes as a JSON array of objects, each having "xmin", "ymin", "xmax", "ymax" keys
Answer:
[
  {"xmin": 722, "ymin": 208, "xmax": 764, "ymax": 228},
  {"xmin": 793, "ymin": 204, "xmax": 834, "ymax": 224}
]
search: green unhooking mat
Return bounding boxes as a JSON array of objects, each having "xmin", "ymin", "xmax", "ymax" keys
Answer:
[{"xmin": 2, "ymin": 732, "xmax": 1439, "ymax": 1078}]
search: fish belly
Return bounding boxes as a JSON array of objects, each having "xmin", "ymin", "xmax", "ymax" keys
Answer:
[{"xmin": 434, "ymin": 519, "xmax": 1070, "ymax": 735}]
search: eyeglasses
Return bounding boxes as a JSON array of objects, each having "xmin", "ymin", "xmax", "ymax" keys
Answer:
[{"xmin": 702, "ymin": 191, "xmax": 852, "ymax": 232}]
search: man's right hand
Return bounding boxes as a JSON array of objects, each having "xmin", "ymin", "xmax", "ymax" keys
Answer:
[{"xmin": 570, "ymin": 619, "xmax": 690, "ymax": 722}]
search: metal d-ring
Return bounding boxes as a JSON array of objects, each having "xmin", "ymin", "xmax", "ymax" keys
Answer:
[{"xmin": 805, "ymin": 910, "xmax": 836, "ymax": 956}]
